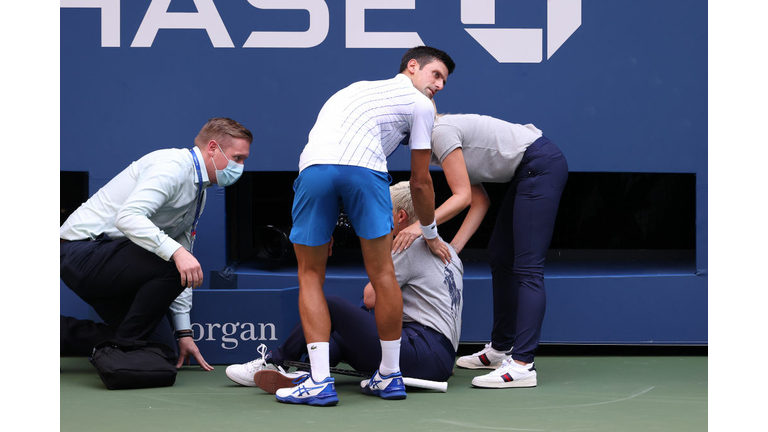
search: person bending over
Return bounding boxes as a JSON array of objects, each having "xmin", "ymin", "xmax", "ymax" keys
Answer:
[{"xmin": 392, "ymin": 113, "xmax": 568, "ymax": 388}]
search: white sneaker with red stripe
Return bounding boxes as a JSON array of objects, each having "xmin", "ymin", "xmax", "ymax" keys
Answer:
[
  {"xmin": 455, "ymin": 343, "xmax": 511, "ymax": 370},
  {"xmin": 471, "ymin": 358, "xmax": 537, "ymax": 388}
]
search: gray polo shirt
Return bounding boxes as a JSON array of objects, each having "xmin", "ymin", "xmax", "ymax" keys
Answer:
[
  {"xmin": 393, "ymin": 237, "xmax": 464, "ymax": 351},
  {"xmin": 430, "ymin": 113, "xmax": 543, "ymax": 184}
]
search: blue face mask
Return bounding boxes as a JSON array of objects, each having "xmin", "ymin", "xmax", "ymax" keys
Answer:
[{"xmin": 212, "ymin": 143, "xmax": 244, "ymax": 187}]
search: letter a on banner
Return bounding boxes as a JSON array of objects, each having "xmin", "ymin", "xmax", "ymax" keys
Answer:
[{"xmin": 132, "ymin": 0, "xmax": 234, "ymax": 47}]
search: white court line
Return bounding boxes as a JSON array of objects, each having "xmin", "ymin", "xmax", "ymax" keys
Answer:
[
  {"xmin": 525, "ymin": 386, "xmax": 656, "ymax": 410},
  {"xmin": 425, "ymin": 386, "xmax": 656, "ymax": 431}
]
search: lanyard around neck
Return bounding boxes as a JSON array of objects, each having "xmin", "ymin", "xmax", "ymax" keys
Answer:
[{"xmin": 188, "ymin": 149, "xmax": 205, "ymax": 249}]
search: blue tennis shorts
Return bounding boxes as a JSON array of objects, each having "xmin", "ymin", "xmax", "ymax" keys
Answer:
[{"xmin": 290, "ymin": 164, "xmax": 394, "ymax": 247}]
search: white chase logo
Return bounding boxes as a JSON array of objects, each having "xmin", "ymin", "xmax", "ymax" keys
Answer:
[
  {"xmin": 191, "ymin": 321, "xmax": 278, "ymax": 350},
  {"xmin": 60, "ymin": 0, "xmax": 580, "ymax": 63}
]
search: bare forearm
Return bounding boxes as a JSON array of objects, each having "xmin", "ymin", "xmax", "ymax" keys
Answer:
[
  {"xmin": 410, "ymin": 176, "xmax": 436, "ymax": 224},
  {"xmin": 408, "ymin": 149, "xmax": 451, "ymax": 263},
  {"xmin": 451, "ymin": 184, "xmax": 490, "ymax": 253},
  {"xmin": 435, "ymin": 148, "xmax": 472, "ymax": 226},
  {"xmin": 435, "ymin": 193, "xmax": 470, "ymax": 226}
]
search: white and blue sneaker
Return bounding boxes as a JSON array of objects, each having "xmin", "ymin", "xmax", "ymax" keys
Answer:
[
  {"xmin": 275, "ymin": 374, "xmax": 339, "ymax": 407},
  {"xmin": 360, "ymin": 370, "xmax": 407, "ymax": 400}
]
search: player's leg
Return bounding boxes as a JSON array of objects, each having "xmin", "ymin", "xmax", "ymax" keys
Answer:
[
  {"xmin": 342, "ymin": 167, "xmax": 402, "ymax": 369},
  {"xmin": 277, "ymin": 166, "xmax": 341, "ymax": 406},
  {"xmin": 359, "ymin": 235, "xmax": 401, "ymax": 343},
  {"xmin": 323, "ymin": 295, "xmax": 382, "ymax": 373},
  {"xmin": 341, "ymin": 166, "xmax": 406, "ymax": 399},
  {"xmin": 294, "ymin": 242, "xmax": 333, "ymax": 378},
  {"xmin": 288, "ymin": 165, "xmax": 341, "ymax": 380},
  {"xmin": 358, "ymin": 235, "xmax": 407, "ymax": 398},
  {"xmin": 337, "ymin": 166, "xmax": 398, "ymax": 344},
  {"xmin": 275, "ymin": 253, "xmax": 338, "ymax": 406}
]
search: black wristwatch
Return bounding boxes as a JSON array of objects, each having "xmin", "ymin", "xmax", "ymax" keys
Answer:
[{"xmin": 175, "ymin": 329, "xmax": 194, "ymax": 339}]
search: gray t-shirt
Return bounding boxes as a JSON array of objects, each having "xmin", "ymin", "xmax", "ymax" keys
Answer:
[
  {"xmin": 392, "ymin": 237, "xmax": 464, "ymax": 351},
  {"xmin": 430, "ymin": 113, "xmax": 543, "ymax": 184}
]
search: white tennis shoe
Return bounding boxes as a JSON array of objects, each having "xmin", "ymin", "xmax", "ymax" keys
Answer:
[
  {"xmin": 275, "ymin": 374, "xmax": 339, "ymax": 406},
  {"xmin": 360, "ymin": 370, "xmax": 407, "ymax": 400},
  {"xmin": 471, "ymin": 358, "xmax": 537, "ymax": 388},
  {"xmin": 225, "ymin": 343, "xmax": 282, "ymax": 387},
  {"xmin": 456, "ymin": 342, "xmax": 511, "ymax": 369}
]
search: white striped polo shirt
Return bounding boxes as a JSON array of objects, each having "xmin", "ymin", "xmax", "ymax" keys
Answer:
[{"xmin": 298, "ymin": 73, "xmax": 435, "ymax": 173}]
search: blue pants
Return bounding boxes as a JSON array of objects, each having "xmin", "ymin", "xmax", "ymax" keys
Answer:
[
  {"xmin": 60, "ymin": 236, "xmax": 183, "ymax": 356},
  {"xmin": 271, "ymin": 295, "xmax": 456, "ymax": 382},
  {"xmin": 488, "ymin": 137, "xmax": 568, "ymax": 363}
]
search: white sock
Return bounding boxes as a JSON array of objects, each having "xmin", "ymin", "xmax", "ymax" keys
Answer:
[
  {"xmin": 306, "ymin": 342, "xmax": 330, "ymax": 382},
  {"xmin": 379, "ymin": 338, "xmax": 401, "ymax": 376}
]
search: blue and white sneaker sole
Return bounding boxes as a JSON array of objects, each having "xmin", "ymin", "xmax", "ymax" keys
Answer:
[
  {"xmin": 361, "ymin": 386, "xmax": 407, "ymax": 400},
  {"xmin": 276, "ymin": 393, "xmax": 339, "ymax": 406},
  {"xmin": 361, "ymin": 372, "xmax": 407, "ymax": 400}
]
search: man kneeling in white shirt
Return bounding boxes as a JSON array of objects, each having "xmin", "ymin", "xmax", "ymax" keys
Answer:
[{"xmin": 60, "ymin": 117, "xmax": 252, "ymax": 374}]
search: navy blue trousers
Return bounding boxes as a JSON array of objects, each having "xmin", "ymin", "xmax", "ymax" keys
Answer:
[
  {"xmin": 271, "ymin": 295, "xmax": 456, "ymax": 382},
  {"xmin": 488, "ymin": 137, "xmax": 568, "ymax": 363},
  {"xmin": 60, "ymin": 236, "xmax": 183, "ymax": 356}
]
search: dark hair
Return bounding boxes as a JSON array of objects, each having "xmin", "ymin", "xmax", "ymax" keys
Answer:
[{"xmin": 399, "ymin": 46, "xmax": 455, "ymax": 75}]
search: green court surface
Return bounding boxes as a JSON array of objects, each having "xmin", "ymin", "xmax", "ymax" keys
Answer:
[{"xmin": 60, "ymin": 349, "xmax": 707, "ymax": 431}]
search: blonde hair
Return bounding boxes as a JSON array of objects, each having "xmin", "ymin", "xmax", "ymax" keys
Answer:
[
  {"xmin": 390, "ymin": 181, "xmax": 417, "ymax": 225},
  {"xmin": 194, "ymin": 117, "xmax": 253, "ymax": 148}
]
